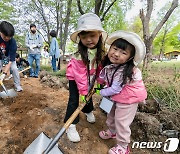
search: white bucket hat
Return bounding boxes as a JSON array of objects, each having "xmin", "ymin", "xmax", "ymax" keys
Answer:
[
  {"xmin": 106, "ymin": 30, "xmax": 146, "ymax": 66},
  {"xmin": 70, "ymin": 13, "xmax": 107, "ymax": 43}
]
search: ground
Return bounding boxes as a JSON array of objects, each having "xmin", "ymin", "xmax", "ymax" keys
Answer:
[{"xmin": 0, "ymin": 73, "xmax": 179, "ymax": 154}]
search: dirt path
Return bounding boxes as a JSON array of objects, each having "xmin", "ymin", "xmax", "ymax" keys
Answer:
[{"xmin": 0, "ymin": 77, "xmax": 179, "ymax": 154}]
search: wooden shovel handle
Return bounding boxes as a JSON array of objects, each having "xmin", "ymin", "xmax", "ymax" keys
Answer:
[
  {"xmin": 19, "ymin": 66, "xmax": 31, "ymax": 74},
  {"xmin": 64, "ymin": 89, "xmax": 95, "ymax": 129}
]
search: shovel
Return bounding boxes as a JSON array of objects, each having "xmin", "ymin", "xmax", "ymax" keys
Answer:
[
  {"xmin": 24, "ymin": 88, "xmax": 95, "ymax": 154},
  {"xmin": 19, "ymin": 66, "xmax": 31, "ymax": 74},
  {"xmin": 0, "ymin": 80, "xmax": 17, "ymax": 98}
]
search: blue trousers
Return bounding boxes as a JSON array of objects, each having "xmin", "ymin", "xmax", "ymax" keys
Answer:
[
  {"xmin": 51, "ymin": 56, "xmax": 57, "ymax": 72},
  {"xmin": 28, "ymin": 54, "xmax": 41, "ymax": 77}
]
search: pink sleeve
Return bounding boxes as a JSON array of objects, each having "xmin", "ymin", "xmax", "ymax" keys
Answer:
[
  {"xmin": 66, "ymin": 58, "xmax": 88, "ymax": 95},
  {"xmin": 96, "ymin": 64, "xmax": 105, "ymax": 84}
]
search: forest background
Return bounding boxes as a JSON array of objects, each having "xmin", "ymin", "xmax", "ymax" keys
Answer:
[{"xmin": 0, "ymin": 0, "xmax": 179, "ymax": 64}]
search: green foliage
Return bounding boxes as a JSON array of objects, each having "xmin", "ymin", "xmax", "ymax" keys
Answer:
[
  {"xmin": 103, "ymin": 2, "xmax": 127, "ymax": 33},
  {"xmin": 145, "ymin": 61, "xmax": 180, "ymax": 111},
  {"xmin": 166, "ymin": 23, "xmax": 180, "ymax": 50},
  {"xmin": 147, "ymin": 83, "xmax": 179, "ymax": 111},
  {"xmin": 0, "ymin": 0, "xmax": 15, "ymax": 20},
  {"xmin": 41, "ymin": 65, "xmax": 66, "ymax": 77}
]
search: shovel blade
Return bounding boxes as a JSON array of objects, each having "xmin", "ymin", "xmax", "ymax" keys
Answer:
[
  {"xmin": 24, "ymin": 132, "xmax": 63, "ymax": 154},
  {"xmin": 0, "ymin": 89, "xmax": 17, "ymax": 98}
]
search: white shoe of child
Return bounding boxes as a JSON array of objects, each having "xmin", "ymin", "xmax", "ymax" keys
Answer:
[
  {"xmin": 16, "ymin": 86, "xmax": 23, "ymax": 92},
  {"xmin": 85, "ymin": 111, "xmax": 95, "ymax": 123},
  {"xmin": 66, "ymin": 124, "xmax": 80, "ymax": 142},
  {"xmin": 24, "ymin": 75, "xmax": 27, "ymax": 78}
]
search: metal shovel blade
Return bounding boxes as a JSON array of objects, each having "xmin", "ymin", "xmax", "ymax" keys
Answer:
[
  {"xmin": 0, "ymin": 89, "xmax": 17, "ymax": 98},
  {"xmin": 24, "ymin": 132, "xmax": 63, "ymax": 154}
]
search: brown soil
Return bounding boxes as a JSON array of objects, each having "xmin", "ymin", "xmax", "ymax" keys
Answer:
[{"xmin": 0, "ymin": 74, "xmax": 179, "ymax": 154}]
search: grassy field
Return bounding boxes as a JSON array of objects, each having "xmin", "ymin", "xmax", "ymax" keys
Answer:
[{"xmin": 144, "ymin": 60, "xmax": 180, "ymax": 111}]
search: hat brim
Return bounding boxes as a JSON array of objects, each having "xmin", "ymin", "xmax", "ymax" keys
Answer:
[
  {"xmin": 106, "ymin": 31, "xmax": 146, "ymax": 66},
  {"xmin": 70, "ymin": 26, "xmax": 107, "ymax": 43}
]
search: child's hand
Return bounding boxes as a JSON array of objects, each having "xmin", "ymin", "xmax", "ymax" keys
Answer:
[
  {"xmin": 95, "ymin": 88, "xmax": 100, "ymax": 95},
  {"xmin": 0, "ymin": 73, "xmax": 6, "ymax": 81},
  {"xmin": 94, "ymin": 83, "xmax": 104, "ymax": 95},
  {"xmin": 80, "ymin": 95, "xmax": 87, "ymax": 103}
]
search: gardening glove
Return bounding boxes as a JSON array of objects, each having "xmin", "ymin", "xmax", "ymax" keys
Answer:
[
  {"xmin": 0, "ymin": 72, "xmax": 6, "ymax": 81},
  {"xmin": 31, "ymin": 44, "xmax": 37, "ymax": 48},
  {"xmin": 29, "ymin": 46, "xmax": 34, "ymax": 51},
  {"xmin": 80, "ymin": 95, "xmax": 87, "ymax": 103},
  {"xmin": 94, "ymin": 83, "xmax": 103, "ymax": 95}
]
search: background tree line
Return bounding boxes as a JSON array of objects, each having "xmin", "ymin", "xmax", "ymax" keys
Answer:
[{"xmin": 0, "ymin": 0, "xmax": 179, "ymax": 67}]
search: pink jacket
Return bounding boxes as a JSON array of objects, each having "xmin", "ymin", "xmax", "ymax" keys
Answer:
[
  {"xmin": 66, "ymin": 58, "xmax": 102, "ymax": 95},
  {"xmin": 99, "ymin": 64, "xmax": 147, "ymax": 104}
]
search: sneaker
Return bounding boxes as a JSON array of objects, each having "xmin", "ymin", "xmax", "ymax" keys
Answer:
[
  {"xmin": 16, "ymin": 86, "xmax": 23, "ymax": 92},
  {"xmin": 108, "ymin": 144, "xmax": 130, "ymax": 154},
  {"xmin": 66, "ymin": 124, "xmax": 80, "ymax": 142},
  {"xmin": 85, "ymin": 111, "xmax": 95, "ymax": 123},
  {"xmin": 4, "ymin": 74, "xmax": 13, "ymax": 80},
  {"xmin": 24, "ymin": 75, "xmax": 27, "ymax": 78},
  {"xmin": 99, "ymin": 129, "xmax": 116, "ymax": 139}
]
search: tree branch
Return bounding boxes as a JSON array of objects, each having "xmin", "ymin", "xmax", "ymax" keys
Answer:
[
  {"xmin": 77, "ymin": 0, "xmax": 85, "ymax": 15},
  {"xmin": 101, "ymin": 0, "xmax": 117, "ymax": 21},
  {"xmin": 146, "ymin": 0, "xmax": 153, "ymax": 22},
  {"xmin": 95, "ymin": 0, "xmax": 102, "ymax": 16},
  {"xmin": 150, "ymin": 0, "xmax": 178, "ymax": 42}
]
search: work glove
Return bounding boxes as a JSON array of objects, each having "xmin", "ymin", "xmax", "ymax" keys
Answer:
[
  {"xmin": 80, "ymin": 95, "xmax": 87, "ymax": 103},
  {"xmin": 0, "ymin": 73, "xmax": 6, "ymax": 81},
  {"xmin": 31, "ymin": 44, "xmax": 37, "ymax": 48},
  {"xmin": 29, "ymin": 46, "xmax": 34, "ymax": 51},
  {"xmin": 94, "ymin": 83, "xmax": 103, "ymax": 95}
]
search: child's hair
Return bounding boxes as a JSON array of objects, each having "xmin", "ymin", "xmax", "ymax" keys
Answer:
[
  {"xmin": 44, "ymin": 45, "xmax": 49, "ymax": 51},
  {"xmin": 0, "ymin": 21, "xmax": 15, "ymax": 37},
  {"xmin": 50, "ymin": 30, "xmax": 57, "ymax": 37},
  {"xmin": 102, "ymin": 38, "xmax": 135, "ymax": 86},
  {"xmin": 16, "ymin": 53, "xmax": 20, "ymax": 59},
  {"xmin": 77, "ymin": 31, "xmax": 105, "ymax": 67}
]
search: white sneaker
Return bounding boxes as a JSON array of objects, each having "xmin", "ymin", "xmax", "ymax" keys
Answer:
[
  {"xmin": 66, "ymin": 124, "xmax": 80, "ymax": 142},
  {"xmin": 4, "ymin": 74, "xmax": 13, "ymax": 80},
  {"xmin": 24, "ymin": 75, "xmax": 27, "ymax": 78},
  {"xmin": 16, "ymin": 86, "xmax": 23, "ymax": 92},
  {"xmin": 85, "ymin": 111, "xmax": 95, "ymax": 123}
]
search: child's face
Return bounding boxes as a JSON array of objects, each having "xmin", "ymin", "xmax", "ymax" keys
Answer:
[
  {"xmin": 0, "ymin": 32, "xmax": 11, "ymax": 42},
  {"xmin": 79, "ymin": 31, "xmax": 101, "ymax": 49},
  {"xmin": 108, "ymin": 45, "xmax": 131, "ymax": 64},
  {"xmin": 16, "ymin": 57, "xmax": 20, "ymax": 62}
]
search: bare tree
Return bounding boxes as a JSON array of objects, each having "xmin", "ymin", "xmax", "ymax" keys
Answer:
[{"xmin": 140, "ymin": 0, "xmax": 178, "ymax": 68}]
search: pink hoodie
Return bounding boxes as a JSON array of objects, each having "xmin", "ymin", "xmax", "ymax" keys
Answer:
[{"xmin": 66, "ymin": 58, "xmax": 102, "ymax": 95}]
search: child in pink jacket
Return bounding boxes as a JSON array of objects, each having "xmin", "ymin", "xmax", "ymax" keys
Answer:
[
  {"xmin": 98, "ymin": 31, "xmax": 147, "ymax": 154},
  {"xmin": 64, "ymin": 13, "xmax": 107, "ymax": 142}
]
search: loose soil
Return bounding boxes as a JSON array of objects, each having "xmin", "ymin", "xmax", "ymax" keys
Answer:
[{"xmin": 0, "ymin": 73, "xmax": 179, "ymax": 154}]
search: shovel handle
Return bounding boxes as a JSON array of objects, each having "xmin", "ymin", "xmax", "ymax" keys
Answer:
[
  {"xmin": 43, "ymin": 89, "xmax": 95, "ymax": 154},
  {"xmin": 19, "ymin": 66, "xmax": 31, "ymax": 74},
  {"xmin": 0, "ymin": 80, "xmax": 8, "ymax": 94},
  {"xmin": 64, "ymin": 89, "xmax": 95, "ymax": 129}
]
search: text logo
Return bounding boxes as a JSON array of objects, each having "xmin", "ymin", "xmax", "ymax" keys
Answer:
[{"xmin": 163, "ymin": 138, "xmax": 179, "ymax": 152}]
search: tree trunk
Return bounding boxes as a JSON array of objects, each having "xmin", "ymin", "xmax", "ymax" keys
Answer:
[{"xmin": 140, "ymin": 0, "xmax": 178, "ymax": 69}]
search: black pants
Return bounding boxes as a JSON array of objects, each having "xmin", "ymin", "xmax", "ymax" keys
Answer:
[{"xmin": 64, "ymin": 80, "xmax": 94, "ymax": 124}]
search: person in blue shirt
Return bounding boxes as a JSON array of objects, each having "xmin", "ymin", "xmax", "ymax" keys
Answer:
[
  {"xmin": 0, "ymin": 21, "xmax": 23, "ymax": 92},
  {"xmin": 49, "ymin": 30, "xmax": 60, "ymax": 72},
  {"xmin": 25, "ymin": 24, "xmax": 43, "ymax": 78}
]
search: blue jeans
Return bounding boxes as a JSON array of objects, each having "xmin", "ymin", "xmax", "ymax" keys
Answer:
[
  {"xmin": 28, "ymin": 54, "xmax": 41, "ymax": 77},
  {"xmin": 51, "ymin": 56, "xmax": 57, "ymax": 72}
]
